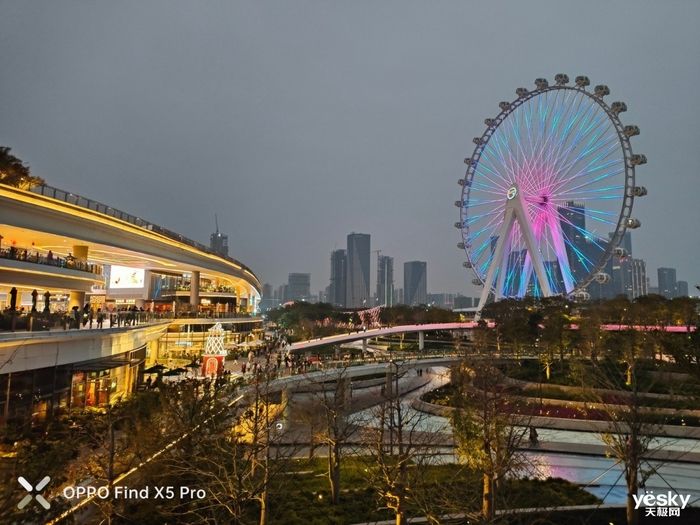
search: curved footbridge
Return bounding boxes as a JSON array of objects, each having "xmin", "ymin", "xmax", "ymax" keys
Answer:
[{"xmin": 287, "ymin": 322, "xmax": 485, "ymax": 353}]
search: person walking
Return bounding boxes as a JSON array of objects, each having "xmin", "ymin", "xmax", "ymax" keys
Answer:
[{"xmin": 72, "ymin": 306, "xmax": 81, "ymax": 329}]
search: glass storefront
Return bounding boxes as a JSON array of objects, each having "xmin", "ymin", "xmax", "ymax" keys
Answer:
[{"xmin": 1, "ymin": 347, "xmax": 145, "ymax": 427}]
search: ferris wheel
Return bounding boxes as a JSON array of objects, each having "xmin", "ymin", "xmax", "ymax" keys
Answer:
[{"xmin": 455, "ymin": 74, "xmax": 647, "ymax": 311}]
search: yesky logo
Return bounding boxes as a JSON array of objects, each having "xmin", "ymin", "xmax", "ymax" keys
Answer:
[
  {"xmin": 632, "ymin": 490, "xmax": 691, "ymax": 510},
  {"xmin": 17, "ymin": 476, "xmax": 51, "ymax": 510}
]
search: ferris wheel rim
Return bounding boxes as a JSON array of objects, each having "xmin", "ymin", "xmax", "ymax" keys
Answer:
[{"xmin": 458, "ymin": 80, "xmax": 638, "ymax": 296}]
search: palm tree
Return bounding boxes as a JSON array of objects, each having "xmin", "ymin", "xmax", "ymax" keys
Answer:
[{"xmin": 0, "ymin": 146, "xmax": 44, "ymax": 189}]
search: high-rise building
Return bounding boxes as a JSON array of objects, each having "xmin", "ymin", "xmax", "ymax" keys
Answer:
[
  {"xmin": 677, "ymin": 280, "xmax": 689, "ymax": 297},
  {"xmin": 395, "ymin": 288, "xmax": 404, "ymax": 305},
  {"xmin": 329, "ymin": 249, "xmax": 347, "ymax": 307},
  {"xmin": 559, "ymin": 201, "xmax": 587, "ymax": 284},
  {"xmin": 610, "ymin": 232, "xmax": 634, "ymax": 298},
  {"xmin": 346, "ymin": 233, "xmax": 370, "ymax": 308},
  {"xmin": 261, "ymin": 283, "xmax": 275, "ymax": 311},
  {"xmin": 630, "ymin": 259, "xmax": 647, "ymax": 299},
  {"xmin": 277, "ymin": 284, "xmax": 288, "ymax": 303},
  {"xmin": 612, "ymin": 257, "xmax": 634, "ymax": 298},
  {"xmin": 454, "ymin": 295, "xmax": 474, "ymax": 309},
  {"xmin": 404, "ymin": 261, "xmax": 427, "ymax": 306},
  {"xmin": 427, "ymin": 293, "xmax": 455, "ymax": 309},
  {"xmin": 588, "ymin": 236, "xmax": 615, "ymax": 300},
  {"xmin": 287, "ymin": 273, "xmax": 311, "ymax": 302},
  {"xmin": 658, "ymin": 267, "xmax": 677, "ymax": 299},
  {"xmin": 377, "ymin": 255, "xmax": 394, "ymax": 306},
  {"xmin": 210, "ymin": 229, "xmax": 229, "ymax": 257}
]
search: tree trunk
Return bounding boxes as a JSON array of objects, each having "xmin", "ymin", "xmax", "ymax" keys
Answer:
[
  {"xmin": 482, "ymin": 472, "xmax": 494, "ymax": 520},
  {"xmin": 328, "ymin": 444, "xmax": 341, "ymax": 505},
  {"xmin": 626, "ymin": 468, "xmax": 639, "ymax": 525},
  {"xmin": 626, "ymin": 492, "xmax": 638, "ymax": 525},
  {"xmin": 259, "ymin": 491, "xmax": 268, "ymax": 525}
]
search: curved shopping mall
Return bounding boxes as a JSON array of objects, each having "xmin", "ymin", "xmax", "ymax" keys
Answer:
[{"xmin": 0, "ymin": 182, "xmax": 263, "ymax": 426}]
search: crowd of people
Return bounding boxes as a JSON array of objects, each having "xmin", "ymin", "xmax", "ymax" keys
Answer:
[{"xmin": 0, "ymin": 245, "xmax": 102, "ymax": 274}]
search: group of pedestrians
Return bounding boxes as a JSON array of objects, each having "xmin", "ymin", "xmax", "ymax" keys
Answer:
[{"xmin": 63, "ymin": 304, "xmax": 149, "ymax": 330}]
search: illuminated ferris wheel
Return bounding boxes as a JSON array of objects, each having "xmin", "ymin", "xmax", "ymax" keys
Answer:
[{"xmin": 455, "ymin": 74, "xmax": 647, "ymax": 311}]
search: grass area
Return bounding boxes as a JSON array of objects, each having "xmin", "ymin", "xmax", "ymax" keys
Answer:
[
  {"xmin": 503, "ymin": 359, "xmax": 700, "ymax": 397},
  {"xmin": 264, "ymin": 457, "xmax": 599, "ymax": 525},
  {"xmin": 420, "ymin": 383, "xmax": 700, "ymax": 426}
]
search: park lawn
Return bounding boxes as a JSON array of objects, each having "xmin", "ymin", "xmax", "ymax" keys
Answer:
[{"xmin": 265, "ymin": 457, "xmax": 599, "ymax": 525}]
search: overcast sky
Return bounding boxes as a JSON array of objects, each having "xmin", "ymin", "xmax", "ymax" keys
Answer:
[{"xmin": 1, "ymin": 1, "xmax": 698, "ymax": 297}]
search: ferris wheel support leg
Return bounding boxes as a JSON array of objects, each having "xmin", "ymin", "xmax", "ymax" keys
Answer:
[
  {"xmin": 511, "ymin": 189, "xmax": 553, "ymax": 298},
  {"xmin": 475, "ymin": 207, "xmax": 516, "ymax": 318},
  {"xmin": 495, "ymin": 227, "xmax": 512, "ymax": 300}
]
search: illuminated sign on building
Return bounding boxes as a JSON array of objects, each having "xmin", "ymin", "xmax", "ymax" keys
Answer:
[{"xmin": 108, "ymin": 266, "xmax": 145, "ymax": 289}]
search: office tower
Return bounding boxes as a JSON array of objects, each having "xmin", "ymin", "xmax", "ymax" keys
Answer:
[
  {"xmin": 287, "ymin": 273, "xmax": 311, "ymax": 302},
  {"xmin": 657, "ymin": 267, "xmax": 677, "ymax": 299},
  {"xmin": 277, "ymin": 284, "xmax": 289, "ymax": 303},
  {"xmin": 404, "ymin": 261, "xmax": 427, "ymax": 306},
  {"xmin": 544, "ymin": 259, "xmax": 564, "ymax": 295},
  {"xmin": 588, "ymin": 237, "xmax": 614, "ymax": 300},
  {"xmin": 330, "ymin": 249, "xmax": 347, "ymax": 307},
  {"xmin": 346, "ymin": 233, "xmax": 370, "ymax": 308},
  {"xmin": 618, "ymin": 232, "xmax": 632, "ymax": 255},
  {"xmin": 377, "ymin": 255, "xmax": 394, "ymax": 306},
  {"xmin": 395, "ymin": 288, "xmax": 404, "ymax": 305},
  {"xmin": 559, "ymin": 201, "xmax": 587, "ymax": 283},
  {"xmin": 453, "ymin": 295, "xmax": 473, "ymax": 309},
  {"xmin": 609, "ymin": 232, "xmax": 633, "ymax": 298},
  {"xmin": 427, "ymin": 293, "xmax": 455, "ymax": 309},
  {"xmin": 677, "ymin": 280, "xmax": 689, "ymax": 297},
  {"xmin": 210, "ymin": 215, "xmax": 229, "ymax": 257},
  {"xmin": 261, "ymin": 283, "xmax": 274, "ymax": 311},
  {"xmin": 612, "ymin": 256, "xmax": 634, "ymax": 298},
  {"xmin": 630, "ymin": 259, "xmax": 648, "ymax": 299}
]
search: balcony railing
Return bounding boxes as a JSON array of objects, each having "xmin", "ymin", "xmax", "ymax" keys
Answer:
[
  {"xmin": 160, "ymin": 285, "xmax": 238, "ymax": 294},
  {"xmin": 26, "ymin": 183, "xmax": 259, "ymax": 284},
  {"xmin": 0, "ymin": 246, "xmax": 103, "ymax": 275}
]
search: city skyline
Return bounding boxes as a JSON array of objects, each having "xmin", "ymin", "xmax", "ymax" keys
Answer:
[{"xmin": 1, "ymin": 2, "xmax": 699, "ymax": 296}]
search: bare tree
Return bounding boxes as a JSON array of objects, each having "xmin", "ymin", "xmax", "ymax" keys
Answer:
[
  {"xmin": 363, "ymin": 362, "xmax": 441, "ymax": 525},
  {"xmin": 450, "ymin": 360, "xmax": 531, "ymax": 521},
  {"xmin": 151, "ymin": 368, "xmax": 293, "ymax": 525},
  {"xmin": 308, "ymin": 367, "xmax": 358, "ymax": 504},
  {"xmin": 586, "ymin": 359, "xmax": 664, "ymax": 525}
]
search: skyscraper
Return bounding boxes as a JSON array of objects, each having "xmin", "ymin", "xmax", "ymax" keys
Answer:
[
  {"xmin": 404, "ymin": 261, "xmax": 427, "ymax": 306},
  {"xmin": 559, "ymin": 201, "xmax": 587, "ymax": 284},
  {"xmin": 210, "ymin": 224, "xmax": 229, "ymax": 257},
  {"xmin": 657, "ymin": 267, "xmax": 677, "ymax": 299},
  {"xmin": 261, "ymin": 283, "xmax": 275, "ymax": 311},
  {"xmin": 287, "ymin": 273, "xmax": 311, "ymax": 302},
  {"xmin": 330, "ymin": 249, "xmax": 347, "ymax": 307},
  {"xmin": 346, "ymin": 233, "xmax": 370, "ymax": 308},
  {"xmin": 630, "ymin": 259, "xmax": 647, "ymax": 299},
  {"xmin": 677, "ymin": 280, "xmax": 689, "ymax": 297},
  {"xmin": 377, "ymin": 255, "xmax": 394, "ymax": 306}
]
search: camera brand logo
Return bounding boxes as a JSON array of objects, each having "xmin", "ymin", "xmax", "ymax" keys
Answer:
[{"xmin": 17, "ymin": 476, "xmax": 51, "ymax": 510}]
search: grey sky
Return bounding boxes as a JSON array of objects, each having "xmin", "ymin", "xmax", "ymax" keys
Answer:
[{"xmin": 1, "ymin": 1, "xmax": 698, "ymax": 297}]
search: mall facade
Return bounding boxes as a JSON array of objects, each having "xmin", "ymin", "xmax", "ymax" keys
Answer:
[{"xmin": 0, "ymin": 182, "xmax": 263, "ymax": 427}]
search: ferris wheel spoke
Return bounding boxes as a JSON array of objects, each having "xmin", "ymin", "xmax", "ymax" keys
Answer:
[
  {"xmin": 533, "ymin": 92, "xmax": 590, "ymax": 189},
  {"xmin": 557, "ymin": 164, "xmax": 625, "ymax": 197},
  {"xmin": 488, "ymin": 127, "xmax": 521, "ymax": 184},
  {"xmin": 548, "ymin": 102, "xmax": 610, "ymax": 181},
  {"xmin": 553, "ymin": 139, "xmax": 622, "ymax": 195},
  {"xmin": 550, "ymin": 119, "xmax": 618, "ymax": 189},
  {"xmin": 473, "ymin": 156, "xmax": 513, "ymax": 190}
]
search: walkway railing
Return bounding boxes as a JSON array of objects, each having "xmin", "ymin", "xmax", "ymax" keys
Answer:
[
  {"xmin": 0, "ymin": 246, "xmax": 102, "ymax": 275},
  {"xmin": 0, "ymin": 311, "xmax": 261, "ymax": 333},
  {"xmin": 27, "ymin": 183, "xmax": 259, "ymax": 283}
]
